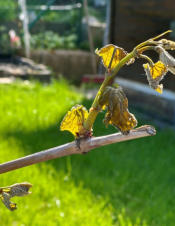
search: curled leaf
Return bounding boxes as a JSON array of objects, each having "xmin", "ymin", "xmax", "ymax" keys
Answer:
[
  {"xmin": 143, "ymin": 61, "xmax": 167, "ymax": 93},
  {"xmin": 95, "ymin": 44, "xmax": 130, "ymax": 69},
  {"xmin": 0, "ymin": 182, "xmax": 32, "ymax": 211},
  {"xmin": 155, "ymin": 46, "xmax": 175, "ymax": 74},
  {"xmin": 1, "ymin": 192, "xmax": 17, "ymax": 211},
  {"xmin": 60, "ymin": 105, "xmax": 89, "ymax": 138},
  {"xmin": 158, "ymin": 39, "xmax": 175, "ymax": 50},
  {"xmin": 99, "ymin": 86, "xmax": 137, "ymax": 134}
]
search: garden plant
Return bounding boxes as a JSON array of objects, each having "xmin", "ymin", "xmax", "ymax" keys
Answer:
[{"xmin": 0, "ymin": 30, "xmax": 175, "ymax": 211}]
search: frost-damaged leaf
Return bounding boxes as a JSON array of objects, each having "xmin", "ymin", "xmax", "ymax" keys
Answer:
[
  {"xmin": 158, "ymin": 39, "xmax": 175, "ymax": 50},
  {"xmin": 155, "ymin": 46, "xmax": 175, "ymax": 75},
  {"xmin": 143, "ymin": 61, "xmax": 167, "ymax": 94},
  {"xmin": 95, "ymin": 44, "xmax": 133, "ymax": 70},
  {"xmin": 0, "ymin": 182, "xmax": 32, "ymax": 211},
  {"xmin": 99, "ymin": 86, "xmax": 137, "ymax": 134},
  {"xmin": 60, "ymin": 105, "xmax": 89, "ymax": 138}
]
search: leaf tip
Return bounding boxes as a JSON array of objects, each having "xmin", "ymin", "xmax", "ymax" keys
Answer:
[
  {"xmin": 95, "ymin": 48, "xmax": 99, "ymax": 54},
  {"xmin": 155, "ymin": 84, "xmax": 163, "ymax": 94}
]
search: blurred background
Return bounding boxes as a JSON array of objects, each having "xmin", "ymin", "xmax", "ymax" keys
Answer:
[{"xmin": 0, "ymin": 0, "xmax": 175, "ymax": 225}]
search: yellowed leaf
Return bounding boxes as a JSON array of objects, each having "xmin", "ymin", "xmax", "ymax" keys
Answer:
[
  {"xmin": 99, "ymin": 86, "xmax": 137, "ymax": 134},
  {"xmin": 95, "ymin": 44, "xmax": 127, "ymax": 69},
  {"xmin": 155, "ymin": 85, "xmax": 163, "ymax": 94},
  {"xmin": 147, "ymin": 61, "xmax": 166, "ymax": 79},
  {"xmin": 60, "ymin": 105, "xmax": 89, "ymax": 138},
  {"xmin": 143, "ymin": 61, "xmax": 167, "ymax": 93}
]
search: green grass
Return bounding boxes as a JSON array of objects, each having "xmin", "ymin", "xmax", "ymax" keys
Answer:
[{"xmin": 0, "ymin": 79, "xmax": 175, "ymax": 225}]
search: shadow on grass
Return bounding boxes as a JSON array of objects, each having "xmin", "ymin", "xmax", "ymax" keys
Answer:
[{"xmin": 3, "ymin": 98, "xmax": 175, "ymax": 222}]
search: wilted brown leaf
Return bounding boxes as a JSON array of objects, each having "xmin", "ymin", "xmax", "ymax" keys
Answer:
[
  {"xmin": 158, "ymin": 39, "xmax": 175, "ymax": 50},
  {"xmin": 0, "ymin": 182, "xmax": 32, "ymax": 211},
  {"xmin": 156, "ymin": 46, "xmax": 175, "ymax": 75},
  {"xmin": 99, "ymin": 86, "xmax": 137, "ymax": 134}
]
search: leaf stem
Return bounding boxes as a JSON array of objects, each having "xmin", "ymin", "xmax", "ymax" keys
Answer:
[
  {"xmin": 152, "ymin": 30, "xmax": 172, "ymax": 41},
  {"xmin": 139, "ymin": 54, "xmax": 154, "ymax": 66},
  {"xmin": 108, "ymin": 47, "xmax": 117, "ymax": 69},
  {"xmin": 138, "ymin": 46, "xmax": 155, "ymax": 54},
  {"xmin": 135, "ymin": 30, "xmax": 172, "ymax": 50}
]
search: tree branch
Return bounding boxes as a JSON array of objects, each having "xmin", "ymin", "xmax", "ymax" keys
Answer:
[{"xmin": 0, "ymin": 125, "xmax": 156, "ymax": 174}]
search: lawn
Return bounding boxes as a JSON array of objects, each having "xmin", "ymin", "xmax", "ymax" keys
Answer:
[{"xmin": 0, "ymin": 79, "xmax": 175, "ymax": 226}]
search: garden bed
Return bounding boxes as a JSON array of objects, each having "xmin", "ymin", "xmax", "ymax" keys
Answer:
[{"xmin": 0, "ymin": 56, "xmax": 51, "ymax": 82}]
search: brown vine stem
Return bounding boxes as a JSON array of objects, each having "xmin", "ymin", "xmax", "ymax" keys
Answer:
[{"xmin": 0, "ymin": 125, "xmax": 156, "ymax": 174}]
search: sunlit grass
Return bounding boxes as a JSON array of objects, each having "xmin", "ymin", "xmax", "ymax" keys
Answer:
[{"xmin": 0, "ymin": 79, "xmax": 175, "ymax": 226}]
